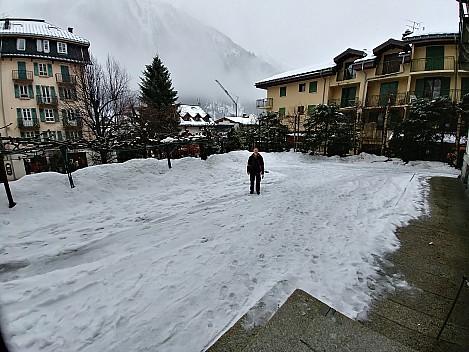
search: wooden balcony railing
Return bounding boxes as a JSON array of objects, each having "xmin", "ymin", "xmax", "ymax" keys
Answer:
[{"xmin": 410, "ymin": 56, "xmax": 455, "ymax": 72}]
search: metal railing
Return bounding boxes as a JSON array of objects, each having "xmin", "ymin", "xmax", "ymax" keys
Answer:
[
  {"xmin": 17, "ymin": 118, "xmax": 40, "ymax": 129},
  {"xmin": 365, "ymin": 93, "xmax": 407, "ymax": 107},
  {"xmin": 256, "ymin": 98, "xmax": 273, "ymax": 109},
  {"xmin": 336, "ymin": 69, "xmax": 357, "ymax": 81},
  {"xmin": 407, "ymin": 89, "xmax": 461, "ymax": 103},
  {"xmin": 12, "ymin": 70, "xmax": 33, "ymax": 81},
  {"xmin": 36, "ymin": 95, "xmax": 58, "ymax": 106},
  {"xmin": 375, "ymin": 60, "xmax": 402, "ymax": 76},
  {"xmin": 410, "ymin": 56, "xmax": 455, "ymax": 72},
  {"xmin": 55, "ymin": 73, "xmax": 77, "ymax": 84},
  {"xmin": 63, "ymin": 117, "xmax": 82, "ymax": 128},
  {"xmin": 327, "ymin": 97, "xmax": 359, "ymax": 108}
]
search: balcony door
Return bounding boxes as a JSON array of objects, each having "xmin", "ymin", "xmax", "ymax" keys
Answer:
[
  {"xmin": 382, "ymin": 54, "xmax": 400, "ymax": 74},
  {"xmin": 18, "ymin": 62, "xmax": 27, "ymax": 79},
  {"xmin": 415, "ymin": 77, "xmax": 450, "ymax": 99},
  {"xmin": 379, "ymin": 81, "xmax": 398, "ymax": 106},
  {"xmin": 425, "ymin": 46, "xmax": 444, "ymax": 71},
  {"xmin": 341, "ymin": 86, "xmax": 357, "ymax": 108}
]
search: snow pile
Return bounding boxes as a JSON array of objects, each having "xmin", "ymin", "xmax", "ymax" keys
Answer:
[{"xmin": 0, "ymin": 151, "xmax": 459, "ymax": 352}]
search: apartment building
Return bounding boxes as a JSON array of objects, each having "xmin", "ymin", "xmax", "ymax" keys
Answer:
[
  {"xmin": 255, "ymin": 32, "xmax": 468, "ymax": 155},
  {"xmin": 0, "ymin": 18, "xmax": 90, "ymax": 180}
]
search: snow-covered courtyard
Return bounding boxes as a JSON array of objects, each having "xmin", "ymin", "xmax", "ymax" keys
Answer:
[{"xmin": 0, "ymin": 151, "xmax": 459, "ymax": 351}]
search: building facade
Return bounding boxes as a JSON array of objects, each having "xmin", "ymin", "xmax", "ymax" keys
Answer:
[
  {"xmin": 0, "ymin": 18, "xmax": 90, "ymax": 180},
  {"xmin": 255, "ymin": 32, "xmax": 468, "ymax": 156}
]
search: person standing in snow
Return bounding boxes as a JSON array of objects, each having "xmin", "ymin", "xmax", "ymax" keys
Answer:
[{"xmin": 247, "ymin": 148, "xmax": 264, "ymax": 194}]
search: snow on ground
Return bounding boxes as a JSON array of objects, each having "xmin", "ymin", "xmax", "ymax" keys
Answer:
[{"xmin": 0, "ymin": 151, "xmax": 459, "ymax": 352}]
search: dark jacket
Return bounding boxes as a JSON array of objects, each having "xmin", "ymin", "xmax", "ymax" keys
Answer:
[{"xmin": 247, "ymin": 153, "xmax": 264, "ymax": 174}]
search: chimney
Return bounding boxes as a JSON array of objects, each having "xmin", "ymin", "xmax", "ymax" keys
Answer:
[
  {"xmin": 68, "ymin": 27, "xmax": 73, "ymax": 33},
  {"xmin": 3, "ymin": 19, "xmax": 10, "ymax": 30}
]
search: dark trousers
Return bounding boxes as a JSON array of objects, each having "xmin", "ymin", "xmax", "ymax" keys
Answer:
[{"xmin": 250, "ymin": 173, "xmax": 261, "ymax": 194}]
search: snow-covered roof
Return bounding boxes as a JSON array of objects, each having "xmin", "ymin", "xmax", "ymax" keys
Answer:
[
  {"xmin": 178, "ymin": 105, "xmax": 208, "ymax": 118},
  {"xmin": 256, "ymin": 62, "xmax": 336, "ymax": 85},
  {"xmin": 216, "ymin": 115, "xmax": 258, "ymax": 125},
  {"xmin": 0, "ymin": 18, "xmax": 89, "ymax": 45}
]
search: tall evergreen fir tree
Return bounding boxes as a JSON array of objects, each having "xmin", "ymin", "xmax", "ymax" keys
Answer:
[{"xmin": 135, "ymin": 55, "xmax": 180, "ymax": 141}]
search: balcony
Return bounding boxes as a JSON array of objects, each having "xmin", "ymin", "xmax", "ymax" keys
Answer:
[
  {"xmin": 55, "ymin": 73, "xmax": 77, "ymax": 85},
  {"xmin": 256, "ymin": 98, "xmax": 273, "ymax": 109},
  {"xmin": 17, "ymin": 118, "xmax": 40, "ymax": 129},
  {"xmin": 12, "ymin": 70, "xmax": 33, "ymax": 81},
  {"xmin": 36, "ymin": 95, "xmax": 58, "ymax": 106},
  {"xmin": 375, "ymin": 60, "xmax": 401, "ymax": 76},
  {"xmin": 407, "ymin": 89, "xmax": 461, "ymax": 103},
  {"xmin": 336, "ymin": 69, "xmax": 357, "ymax": 82},
  {"xmin": 327, "ymin": 97, "xmax": 359, "ymax": 108},
  {"xmin": 63, "ymin": 117, "xmax": 83, "ymax": 128},
  {"xmin": 365, "ymin": 93, "xmax": 407, "ymax": 107},
  {"xmin": 410, "ymin": 56, "xmax": 455, "ymax": 72}
]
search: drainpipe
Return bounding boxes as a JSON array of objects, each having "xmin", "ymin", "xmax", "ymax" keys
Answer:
[
  {"xmin": 0, "ymin": 32, "xmax": 8, "ymax": 137},
  {"xmin": 454, "ymin": 35, "xmax": 462, "ymax": 167},
  {"xmin": 321, "ymin": 69, "xmax": 327, "ymax": 104},
  {"xmin": 357, "ymin": 61, "xmax": 369, "ymax": 154}
]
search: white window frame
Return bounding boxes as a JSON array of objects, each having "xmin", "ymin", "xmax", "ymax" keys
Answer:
[
  {"xmin": 63, "ymin": 87, "xmax": 73, "ymax": 100},
  {"xmin": 19, "ymin": 85, "xmax": 29, "ymax": 98},
  {"xmin": 24, "ymin": 131, "xmax": 36, "ymax": 138},
  {"xmin": 38, "ymin": 63, "xmax": 48, "ymax": 76},
  {"xmin": 17, "ymin": 38, "xmax": 26, "ymax": 51},
  {"xmin": 46, "ymin": 131, "xmax": 57, "ymax": 140},
  {"xmin": 36, "ymin": 39, "xmax": 43, "ymax": 52},
  {"xmin": 22, "ymin": 108, "xmax": 33, "ymax": 126},
  {"xmin": 44, "ymin": 108, "xmax": 54, "ymax": 123},
  {"xmin": 41, "ymin": 86, "xmax": 51, "ymax": 103},
  {"xmin": 57, "ymin": 42, "xmax": 68, "ymax": 54},
  {"xmin": 43, "ymin": 40, "xmax": 50, "ymax": 53}
]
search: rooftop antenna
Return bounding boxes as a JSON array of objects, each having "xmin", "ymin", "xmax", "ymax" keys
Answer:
[{"xmin": 403, "ymin": 20, "xmax": 424, "ymax": 38}]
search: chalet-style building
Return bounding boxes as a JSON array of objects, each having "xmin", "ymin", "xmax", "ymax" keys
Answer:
[
  {"xmin": 178, "ymin": 104, "xmax": 214, "ymax": 136},
  {"xmin": 0, "ymin": 18, "xmax": 90, "ymax": 180}
]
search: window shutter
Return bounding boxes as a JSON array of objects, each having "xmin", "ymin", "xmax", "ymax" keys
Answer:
[
  {"xmin": 309, "ymin": 81, "xmax": 317, "ymax": 93},
  {"xmin": 39, "ymin": 108, "xmax": 46, "ymax": 122},
  {"xmin": 20, "ymin": 132, "xmax": 25, "ymax": 138},
  {"xmin": 42, "ymin": 131, "xmax": 48, "ymax": 141},
  {"xmin": 62, "ymin": 109, "xmax": 67, "ymax": 124},
  {"xmin": 415, "ymin": 79, "xmax": 425, "ymax": 98},
  {"xmin": 462, "ymin": 77, "xmax": 469, "ymax": 97},
  {"xmin": 33, "ymin": 62, "xmax": 39, "ymax": 76},
  {"xmin": 278, "ymin": 107, "xmax": 286, "ymax": 118},
  {"xmin": 71, "ymin": 88, "xmax": 77, "ymax": 100},
  {"xmin": 36, "ymin": 85, "xmax": 41, "ymax": 98},
  {"xmin": 50, "ymin": 86, "xmax": 56, "ymax": 102},
  {"xmin": 28, "ymin": 85, "xmax": 34, "ymax": 98},
  {"xmin": 14, "ymin": 84, "xmax": 19, "ymax": 98},
  {"xmin": 57, "ymin": 131, "xmax": 63, "ymax": 141},
  {"xmin": 53, "ymin": 109, "xmax": 59, "ymax": 122},
  {"xmin": 58, "ymin": 87, "xmax": 64, "ymax": 99},
  {"xmin": 31, "ymin": 108, "xmax": 38, "ymax": 125},
  {"xmin": 78, "ymin": 131, "xmax": 83, "ymax": 139},
  {"xmin": 307, "ymin": 105, "xmax": 315, "ymax": 115},
  {"xmin": 440, "ymin": 77, "xmax": 451, "ymax": 97},
  {"xmin": 16, "ymin": 108, "xmax": 22, "ymax": 125},
  {"xmin": 47, "ymin": 64, "xmax": 53, "ymax": 77}
]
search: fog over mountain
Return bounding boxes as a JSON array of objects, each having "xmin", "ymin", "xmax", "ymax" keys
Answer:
[{"xmin": 2, "ymin": 0, "xmax": 280, "ymax": 115}]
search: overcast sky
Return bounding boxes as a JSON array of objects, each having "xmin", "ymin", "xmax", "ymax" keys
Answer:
[
  {"xmin": 169, "ymin": 0, "xmax": 458, "ymax": 70},
  {"xmin": 0, "ymin": 0, "xmax": 460, "ymax": 77}
]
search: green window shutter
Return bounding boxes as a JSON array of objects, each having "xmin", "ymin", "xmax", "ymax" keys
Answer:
[
  {"xmin": 58, "ymin": 87, "xmax": 64, "ymax": 99},
  {"xmin": 62, "ymin": 109, "xmax": 67, "ymax": 124},
  {"xmin": 16, "ymin": 108, "xmax": 22, "ymax": 125},
  {"xmin": 280, "ymin": 86, "xmax": 287, "ymax": 97},
  {"xmin": 42, "ymin": 131, "xmax": 47, "ymax": 141},
  {"xmin": 54, "ymin": 109, "xmax": 60, "ymax": 122},
  {"xmin": 462, "ymin": 77, "xmax": 469, "ymax": 97},
  {"xmin": 307, "ymin": 105, "xmax": 315, "ymax": 115},
  {"xmin": 426, "ymin": 46, "xmax": 444, "ymax": 70},
  {"xmin": 28, "ymin": 85, "xmax": 34, "ymax": 98},
  {"xmin": 57, "ymin": 131, "xmax": 63, "ymax": 141},
  {"xmin": 415, "ymin": 79, "xmax": 425, "ymax": 98},
  {"xmin": 17, "ymin": 62, "xmax": 27, "ymax": 79},
  {"xmin": 31, "ymin": 108, "xmax": 38, "ymax": 126},
  {"xmin": 309, "ymin": 81, "xmax": 317, "ymax": 93},
  {"xmin": 47, "ymin": 64, "xmax": 53, "ymax": 77},
  {"xmin": 278, "ymin": 107, "xmax": 286, "ymax": 118},
  {"xmin": 78, "ymin": 131, "xmax": 83, "ymax": 139},
  {"xmin": 33, "ymin": 62, "xmax": 39, "ymax": 76},
  {"xmin": 71, "ymin": 88, "xmax": 77, "ymax": 100},
  {"xmin": 440, "ymin": 77, "xmax": 451, "ymax": 97},
  {"xmin": 379, "ymin": 81, "xmax": 398, "ymax": 105},
  {"xmin": 50, "ymin": 86, "xmax": 56, "ymax": 103},
  {"xmin": 20, "ymin": 132, "xmax": 25, "ymax": 138},
  {"xmin": 14, "ymin": 84, "xmax": 19, "ymax": 98},
  {"xmin": 36, "ymin": 85, "xmax": 41, "ymax": 98},
  {"xmin": 39, "ymin": 108, "xmax": 46, "ymax": 122}
]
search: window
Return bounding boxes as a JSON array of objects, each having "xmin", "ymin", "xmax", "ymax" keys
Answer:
[
  {"xmin": 37, "ymin": 39, "xmax": 43, "ymax": 52},
  {"xmin": 19, "ymin": 85, "xmax": 29, "ymax": 98},
  {"xmin": 307, "ymin": 105, "xmax": 315, "ymax": 115},
  {"xmin": 299, "ymin": 83, "xmax": 306, "ymax": 92},
  {"xmin": 297, "ymin": 106, "xmax": 305, "ymax": 114},
  {"xmin": 309, "ymin": 81, "xmax": 318, "ymax": 93},
  {"xmin": 22, "ymin": 108, "xmax": 33, "ymax": 126},
  {"xmin": 38, "ymin": 63, "xmax": 48, "ymax": 76},
  {"xmin": 280, "ymin": 86, "xmax": 287, "ymax": 97},
  {"xmin": 341, "ymin": 86, "xmax": 357, "ymax": 108},
  {"xmin": 415, "ymin": 77, "xmax": 450, "ymax": 99},
  {"xmin": 45, "ymin": 130, "xmax": 57, "ymax": 140},
  {"xmin": 62, "ymin": 87, "xmax": 76, "ymax": 100},
  {"xmin": 17, "ymin": 38, "xmax": 26, "ymax": 51},
  {"xmin": 66, "ymin": 131, "xmax": 81, "ymax": 140},
  {"xmin": 425, "ymin": 46, "xmax": 444, "ymax": 71},
  {"xmin": 23, "ymin": 131, "xmax": 37, "ymax": 138},
  {"xmin": 57, "ymin": 42, "xmax": 68, "ymax": 54},
  {"xmin": 41, "ymin": 86, "xmax": 51, "ymax": 103},
  {"xmin": 44, "ymin": 109, "xmax": 55, "ymax": 122},
  {"xmin": 278, "ymin": 107, "xmax": 286, "ymax": 118},
  {"xmin": 344, "ymin": 62, "xmax": 356, "ymax": 80},
  {"xmin": 43, "ymin": 40, "xmax": 50, "ymax": 53}
]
